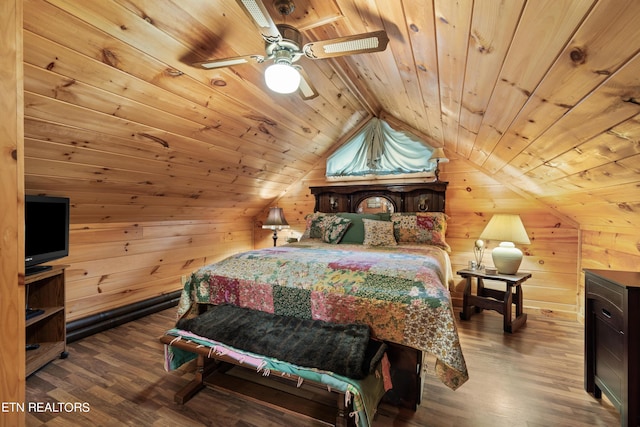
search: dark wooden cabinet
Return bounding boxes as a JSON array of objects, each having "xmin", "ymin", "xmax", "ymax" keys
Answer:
[
  {"xmin": 584, "ymin": 269, "xmax": 640, "ymax": 427},
  {"xmin": 25, "ymin": 265, "xmax": 68, "ymax": 377}
]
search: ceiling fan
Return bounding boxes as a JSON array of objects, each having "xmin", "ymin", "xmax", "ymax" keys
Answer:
[{"xmin": 193, "ymin": 0, "xmax": 390, "ymax": 99}]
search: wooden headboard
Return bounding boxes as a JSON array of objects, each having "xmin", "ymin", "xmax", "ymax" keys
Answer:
[{"xmin": 310, "ymin": 182, "xmax": 448, "ymax": 214}]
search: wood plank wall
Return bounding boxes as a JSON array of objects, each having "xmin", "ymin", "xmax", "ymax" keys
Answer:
[
  {"xmin": 579, "ymin": 229, "xmax": 639, "ymax": 320},
  {"xmin": 443, "ymin": 156, "xmax": 581, "ymax": 315},
  {"xmin": 63, "ymin": 219, "xmax": 254, "ymax": 322}
]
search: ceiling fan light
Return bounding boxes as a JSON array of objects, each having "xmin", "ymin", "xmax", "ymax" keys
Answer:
[{"xmin": 265, "ymin": 63, "xmax": 301, "ymax": 94}]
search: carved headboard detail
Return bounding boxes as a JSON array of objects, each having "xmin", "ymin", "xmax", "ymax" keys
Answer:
[{"xmin": 310, "ymin": 182, "xmax": 448, "ymax": 214}]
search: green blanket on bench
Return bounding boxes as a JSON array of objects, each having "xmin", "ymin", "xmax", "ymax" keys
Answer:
[{"xmin": 176, "ymin": 304, "xmax": 387, "ymax": 379}]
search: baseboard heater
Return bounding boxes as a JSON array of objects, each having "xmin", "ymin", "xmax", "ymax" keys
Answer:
[{"xmin": 66, "ymin": 290, "xmax": 181, "ymax": 343}]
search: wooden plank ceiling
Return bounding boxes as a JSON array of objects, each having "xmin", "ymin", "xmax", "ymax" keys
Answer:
[{"xmin": 22, "ymin": 0, "xmax": 639, "ymax": 229}]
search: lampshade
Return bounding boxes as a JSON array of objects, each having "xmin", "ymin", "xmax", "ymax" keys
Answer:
[
  {"xmin": 479, "ymin": 214, "xmax": 530, "ymax": 275},
  {"xmin": 262, "ymin": 207, "xmax": 290, "ymax": 230},
  {"xmin": 429, "ymin": 147, "xmax": 449, "ymax": 163},
  {"xmin": 264, "ymin": 63, "xmax": 301, "ymax": 94},
  {"xmin": 479, "ymin": 214, "xmax": 530, "ymax": 244}
]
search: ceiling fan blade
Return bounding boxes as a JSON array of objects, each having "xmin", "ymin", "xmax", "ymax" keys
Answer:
[
  {"xmin": 293, "ymin": 66, "xmax": 319, "ymax": 100},
  {"xmin": 236, "ymin": 0, "xmax": 282, "ymax": 43},
  {"xmin": 192, "ymin": 54, "xmax": 264, "ymax": 70},
  {"xmin": 303, "ymin": 30, "xmax": 389, "ymax": 59}
]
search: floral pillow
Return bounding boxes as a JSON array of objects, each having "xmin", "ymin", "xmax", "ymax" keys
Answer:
[
  {"xmin": 390, "ymin": 212, "xmax": 418, "ymax": 243},
  {"xmin": 390, "ymin": 212, "xmax": 451, "ymax": 251},
  {"xmin": 416, "ymin": 212, "xmax": 451, "ymax": 251},
  {"xmin": 362, "ymin": 219, "xmax": 397, "ymax": 246},
  {"xmin": 322, "ymin": 216, "xmax": 352, "ymax": 244},
  {"xmin": 301, "ymin": 212, "xmax": 333, "ymax": 239}
]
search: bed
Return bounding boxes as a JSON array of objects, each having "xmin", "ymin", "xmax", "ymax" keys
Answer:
[{"xmin": 163, "ymin": 182, "xmax": 468, "ymax": 425}]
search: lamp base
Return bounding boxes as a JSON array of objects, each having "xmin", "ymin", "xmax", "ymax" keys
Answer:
[
  {"xmin": 433, "ymin": 160, "xmax": 441, "ymax": 182},
  {"xmin": 491, "ymin": 242, "xmax": 523, "ymax": 275}
]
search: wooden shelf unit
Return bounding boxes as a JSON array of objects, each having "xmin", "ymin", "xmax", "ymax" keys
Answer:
[{"xmin": 25, "ymin": 264, "xmax": 69, "ymax": 377}]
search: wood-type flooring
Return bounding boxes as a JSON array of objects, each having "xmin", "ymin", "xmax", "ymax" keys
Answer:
[{"xmin": 25, "ymin": 307, "xmax": 621, "ymax": 426}]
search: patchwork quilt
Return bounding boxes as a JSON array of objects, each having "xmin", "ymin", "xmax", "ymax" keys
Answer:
[{"xmin": 175, "ymin": 240, "xmax": 468, "ymax": 390}]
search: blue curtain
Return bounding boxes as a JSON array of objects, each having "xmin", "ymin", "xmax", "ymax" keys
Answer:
[{"xmin": 326, "ymin": 118, "xmax": 435, "ymax": 177}]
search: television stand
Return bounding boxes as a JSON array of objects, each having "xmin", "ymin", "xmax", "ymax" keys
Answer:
[
  {"xmin": 25, "ymin": 265, "xmax": 68, "ymax": 377},
  {"xmin": 26, "ymin": 264, "xmax": 53, "ymax": 276}
]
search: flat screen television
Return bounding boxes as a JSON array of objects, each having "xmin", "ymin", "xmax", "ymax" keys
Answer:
[{"xmin": 24, "ymin": 195, "xmax": 70, "ymax": 276}]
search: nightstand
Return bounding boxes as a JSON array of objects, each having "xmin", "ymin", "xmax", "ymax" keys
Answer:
[{"xmin": 457, "ymin": 269, "xmax": 531, "ymax": 333}]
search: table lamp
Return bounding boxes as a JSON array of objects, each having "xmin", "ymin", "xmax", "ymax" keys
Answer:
[
  {"xmin": 262, "ymin": 207, "xmax": 290, "ymax": 247},
  {"xmin": 479, "ymin": 214, "xmax": 530, "ymax": 275}
]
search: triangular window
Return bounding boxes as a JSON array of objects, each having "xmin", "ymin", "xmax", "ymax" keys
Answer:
[{"xmin": 326, "ymin": 118, "xmax": 435, "ymax": 177}]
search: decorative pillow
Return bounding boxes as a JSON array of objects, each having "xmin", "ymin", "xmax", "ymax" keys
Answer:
[
  {"xmin": 416, "ymin": 212, "xmax": 451, "ymax": 252},
  {"xmin": 362, "ymin": 219, "xmax": 397, "ymax": 246},
  {"xmin": 336, "ymin": 213, "xmax": 381, "ymax": 244},
  {"xmin": 390, "ymin": 212, "xmax": 418, "ymax": 243},
  {"xmin": 322, "ymin": 216, "xmax": 352, "ymax": 244},
  {"xmin": 390, "ymin": 212, "xmax": 451, "ymax": 251},
  {"xmin": 301, "ymin": 212, "xmax": 333, "ymax": 239}
]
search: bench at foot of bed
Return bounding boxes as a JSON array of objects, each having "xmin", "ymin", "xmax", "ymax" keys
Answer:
[{"xmin": 160, "ymin": 333, "xmax": 358, "ymax": 427}]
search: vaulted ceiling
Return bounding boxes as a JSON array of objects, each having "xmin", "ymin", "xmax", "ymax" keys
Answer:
[{"xmin": 23, "ymin": 0, "xmax": 639, "ymax": 228}]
